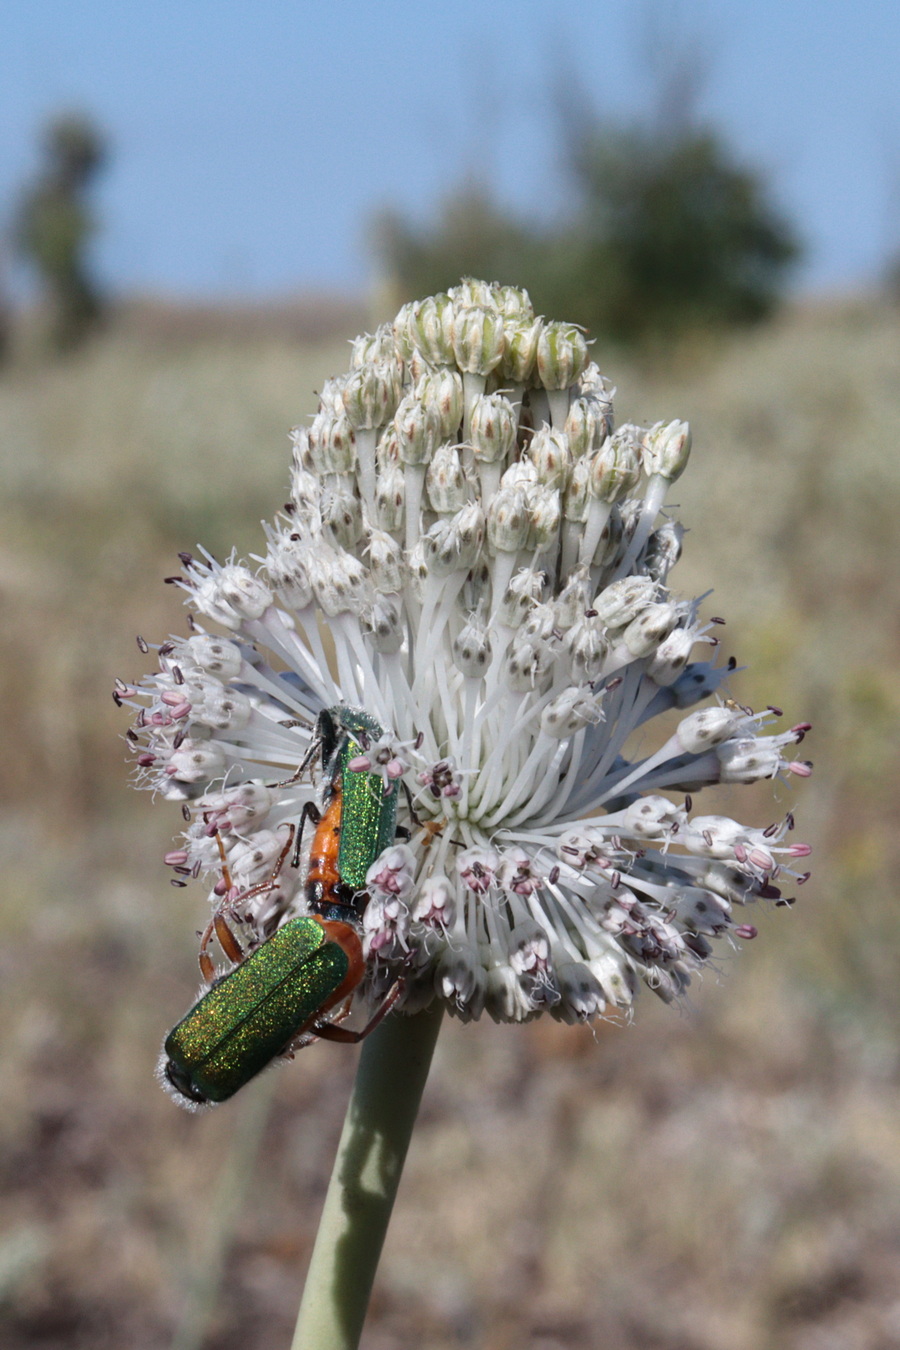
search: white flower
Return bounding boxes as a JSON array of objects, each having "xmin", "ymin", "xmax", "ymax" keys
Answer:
[{"xmin": 117, "ymin": 279, "xmax": 812, "ymax": 1026}]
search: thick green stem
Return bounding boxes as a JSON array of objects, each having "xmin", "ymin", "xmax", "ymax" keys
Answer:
[{"xmin": 291, "ymin": 1003, "xmax": 444, "ymax": 1350}]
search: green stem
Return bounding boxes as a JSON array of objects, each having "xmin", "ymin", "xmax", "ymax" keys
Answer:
[{"xmin": 291, "ymin": 1003, "xmax": 444, "ymax": 1350}]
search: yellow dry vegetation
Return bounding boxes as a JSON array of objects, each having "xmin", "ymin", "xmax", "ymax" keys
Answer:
[{"xmin": 1, "ymin": 298, "xmax": 898, "ymax": 1350}]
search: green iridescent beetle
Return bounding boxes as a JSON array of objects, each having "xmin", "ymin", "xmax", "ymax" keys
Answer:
[{"xmin": 160, "ymin": 706, "xmax": 402, "ymax": 1108}]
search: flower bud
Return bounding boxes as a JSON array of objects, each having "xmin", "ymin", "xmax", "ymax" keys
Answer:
[
  {"xmin": 426, "ymin": 442, "xmax": 468, "ymax": 513},
  {"xmin": 342, "ymin": 360, "xmax": 400, "ymax": 430},
  {"xmin": 190, "ymin": 685, "xmax": 252, "ymax": 733},
  {"xmin": 493, "ymin": 284, "xmax": 534, "ymax": 318},
  {"xmin": 394, "ymin": 395, "xmax": 443, "ymax": 466},
  {"xmin": 643, "ymin": 520, "xmax": 685, "ymax": 582},
  {"xmin": 528, "ymin": 426, "xmax": 571, "ymax": 490},
  {"xmin": 364, "ymin": 594, "xmax": 404, "ymax": 654},
  {"xmin": 452, "ymin": 305, "xmax": 507, "ymax": 377},
  {"xmin": 486, "ymin": 484, "xmax": 530, "ymax": 554},
  {"xmin": 407, "ymin": 292, "xmax": 456, "ymax": 365},
  {"xmin": 349, "ymin": 322, "xmax": 398, "ymax": 370},
  {"xmin": 541, "ymin": 687, "xmax": 602, "ymax": 738},
  {"xmin": 643, "ymin": 419, "xmax": 691, "ymax": 481},
  {"xmin": 308, "ymin": 547, "xmax": 369, "ymax": 617},
  {"xmin": 621, "ymin": 795, "xmax": 687, "ymax": 840},
  {"xmin": 564, "ymin": 614, "xmax": 609, "ymax": 682},
  {"xmin": 265, "ymin": 532, "xmax": 314, "ymax": 610},
  {"xmin": 366, "ymin": 528, "xmax": 405, "ymax": 593},
  {"xmin": 416, "ymin": 367, "xmax": 464, "ymax": 439},
  {"xmin": 589, "ymin": 430, "xmax": 642, "ymax": 503},
  {"xmin": 592, "ymin": 576, "xmax": 657, "ymax": 630},
  {"xmin": 536, "ymin": 322, "xmax": 589, "ymax": 389},
  {"xmin": 307, "ymin": 408, "xmax": 356, "ymax": 474},
  {"xmin": 374, "ymin": 463, "xmax": 405, "ymax": 531},
  {"xmin": 676, "ymin": 706, "xmax": 744, "ymax": 754},
  {"xmin": 469, "ymin": 393, "xmax": 518, "ymax": 464},
  {"xmin": 453, "ymin": 612, "xmax": 492, "ymax": 678},
  {"xmin": 563, "ymin": 454, "xmax": 591, "ymax": 523},
  {"xmin": 505, "ymin": 638, "xmax": 553, "ymax": 692},
  {"xmin": 319, "ymin": 479, "xmax": 363, "ymax": 549},
  {"xmin": 500, "ymin": 317, "xmax": 543, "ymax": 384},
  {"xmin": 648, "ymin": 625, "xmax": 696, "ymax": 685},
  {"xmin": 165, "ymin": 738, "xmax": 227, "ymax": 785},
  {"xmin": 185, "ymin": 635, "xmax": 244, "ymax": 680},
  {"xmin": 622, "ymin": 601, "xmax": 679, "ymax": 658},
  {"xmin": 565, "ymin": 396, "xmax": 611, "ymax": 457},
  {"xmin": 423, "ymin": 503, "xmax": 485, "ymax": 575},
  {"xmin": 526, "ymin": 484, "xmax": 561, "ymax": 551},
  {"xmin": 496, "ymin": 567, "xmax": 544, "ymax": 626},
  {"xmin": 194, "ymin": 565, "xmax": 273, "ymax": 628},
  {"xmin": 451, "ymin": 278, "xmax": 497, "ymax": 309},
  {"xmin": 554, "ymin": 566, "xmax": 591, "ymax": 628}
]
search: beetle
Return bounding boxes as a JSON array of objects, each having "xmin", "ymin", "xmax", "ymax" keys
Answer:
[{"xmin": 160, "ymin": 705, "xmax": 404, "ymax": 1108}]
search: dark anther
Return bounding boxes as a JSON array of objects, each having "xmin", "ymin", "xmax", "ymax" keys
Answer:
[
  {"xmin": 178, "ymin": 552, "xmax": 194, "ymax": 568},
  {"xmin": 159, "ymin": 641, "xmax": 175, "ymax": 657},
  {"xmin": 171, "ymin": 878, "xmax": 188, "ymax": 888},
  {"xmin": 710, "ymin": 615, "xmax": 726, "ymax": 625},
  {"xmin": 136, "ymin": 635, "xmax": 149, "ymax": 653},
  {"xmin": 768, "ymin": 705, "xmax": 783, "ymax": 717},
  {"xmin": 164, "ymin": 575, "xmax": 184, "ymax": 585},
  {"xmin": 173, "ymin": 666, "xmax": 184, "ymax": 685},
  {"xmin": 727, "ymin": 655, "xmax": 738, "ymax": 670},
  {"xmin": 112, "ymin": 691, "xmax": 122, "ymax": 706},
  {"xmin": 181, "ymin": 804, "xmax": 192, "ymax": 822}
]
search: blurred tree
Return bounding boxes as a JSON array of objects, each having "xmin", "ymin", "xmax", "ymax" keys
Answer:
[
  {"xmin": 373, "ymin": 102, "xmax": 799, "ymax": 351},
  {"xmin": 557, "ymin": 119, "xmax": 800, "ymax": 345},
  {"xmin": 16, "ymin": 112, "xmax": 107, "ymax": 352},
  {"xmin": 372, "ymin": 182, "xmax": 543, "ymax": 309}
]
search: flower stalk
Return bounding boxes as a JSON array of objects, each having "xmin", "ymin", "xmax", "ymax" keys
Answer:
[{"xmin": 291, "ymin": 1004, "xmax": 444, "ymax": 1350}]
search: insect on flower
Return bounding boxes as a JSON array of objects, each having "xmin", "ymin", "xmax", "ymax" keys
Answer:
[{"xmin": 160, "ymin": 706, "xmax": 406, "ymax": 1108}]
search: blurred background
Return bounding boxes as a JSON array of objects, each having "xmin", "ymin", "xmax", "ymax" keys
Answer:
[{"xmin": 2, "ymin": 2, "xmax": 899, "ymax": 1348}]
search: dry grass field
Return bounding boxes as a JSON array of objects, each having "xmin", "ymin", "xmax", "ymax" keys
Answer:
[{"xmin": 1, "ymin": 296, "xmax": 898, "ymax": 1350}]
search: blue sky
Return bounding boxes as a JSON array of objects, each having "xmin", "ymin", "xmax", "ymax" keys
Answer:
[{"xmin": 2, "ymin": 0, "xmax": 898, "ymax": 299}]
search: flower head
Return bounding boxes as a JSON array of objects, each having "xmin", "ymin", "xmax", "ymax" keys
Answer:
[{"xmin": 117, "ymin": 279, "xmax": 811, "ymax": 1029}]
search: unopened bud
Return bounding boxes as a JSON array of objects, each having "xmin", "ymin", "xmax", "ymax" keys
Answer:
[
  {"xmin": 470, "ymin": 392, "xmax": 518, "ymax": 464},
  {"xmin": 590, "ymin": 429, "xmax": 642, "ymax": 503},
  {"xmin": 342, "ymin": 361, "xmax": 400, "ymax": 430},
  {"xmin": 407, "ymin": 293, "xmax": 456, "ymax": 366},
  {"xmin": 426, "ymin": 442, "xmax": 468, "ymax": 513},
  {"xmin": 452, "ymin": 305, "xmax": 506, "ymax": 377},
  {"xmin": 528, "ymin": 426, "xmax": 571, "ymax": 489},
  {"xmin": 644, "ymin": 420, "xmax": 691, "ymax": 481},
  {"xmin": 394, "ymin": 395, "xmax": 443, "ymax": 466},
  {"xmin": 416, "ymin": 367, "xmax": 464, "ymax": 439},
  {"xmin": 536, "ymin": 322, "xmax": 589, "ymax": 389}
]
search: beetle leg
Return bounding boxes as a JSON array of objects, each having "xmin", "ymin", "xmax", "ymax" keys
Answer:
[
  {"xmin": 268, "ymin": 734, "xmax": 323, "ymax": 789},
  {"xmin": 311, "ymin": 979, "xmax": 405, "ymax": 1044},
  {"xmin": 214, "ymin": 912, "xmax": 243, "ymax": 963},
  {"xmin": 291, "ymin": 800, "xmax": 320, "ymax": 869}
]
